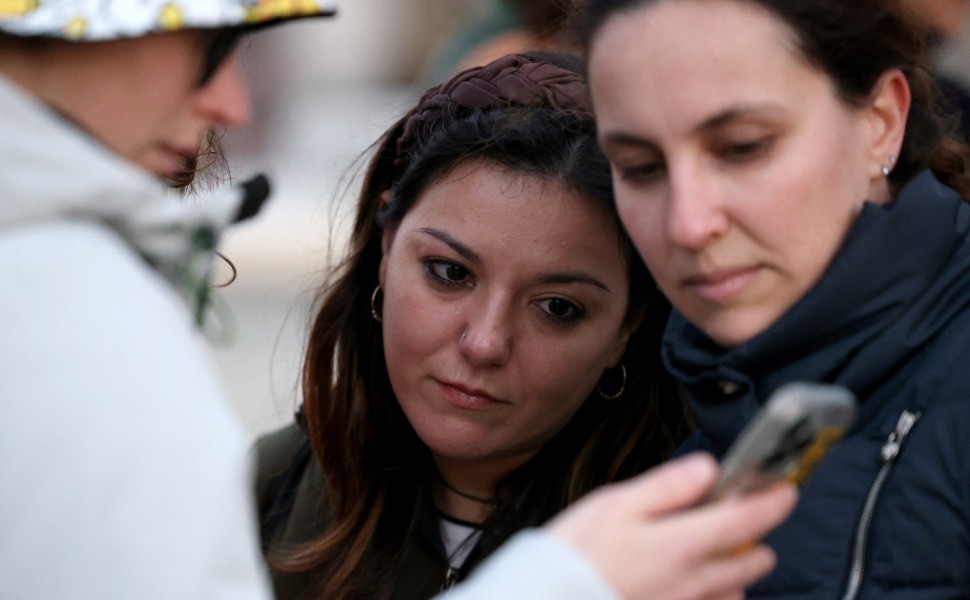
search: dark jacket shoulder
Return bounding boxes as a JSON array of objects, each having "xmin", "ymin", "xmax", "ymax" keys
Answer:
[{"xmin": 255, "ymin": 423, "xmax": 307, "ymax": 507}]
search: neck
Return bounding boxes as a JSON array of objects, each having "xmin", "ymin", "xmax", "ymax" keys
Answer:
[
  {"xmin": 431, "ymin": 451, "xmax": 537, "ymax": 523},
  {"xmin": 433, "ymin": 472, "xmax": 497, "ymax": 524}
]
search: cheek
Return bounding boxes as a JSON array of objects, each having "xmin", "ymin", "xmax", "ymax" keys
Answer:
[
  {"xmin": 382, "ymin": 284, "xmax": 435, "ymax": 377},
  {"xmin": 119, "ymin": 94, "xmax": 192, "ymax": 159},
  {"xmin": 517, "ymin": 332, "xmax": 618, "ymax": 412},
  {"xmin": 516, "ymin": 362, "xmax": 596, "ymax": 441},
  {"xmin": 776, "ymin": 146, "xmax": 864, "ymax": 269},
  {"xmin": 615, "ymin": 192, "xmax": 668, "ymax": 277}
]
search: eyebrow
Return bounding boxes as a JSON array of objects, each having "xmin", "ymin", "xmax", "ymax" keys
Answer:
[
  {"xmin": 419, "ymin": 228, "xmax": 483, "ymax": 264},
  {"xmin": 601, "ymin": 103, "xmax": 785, "ymax": 149},
  {"xmin": 419, "ymin": 228, "xmax": 611, "ymax": 293},
  {"xmin": 538, "ymin": 272, "xmax": 611, "ymax": 292}
]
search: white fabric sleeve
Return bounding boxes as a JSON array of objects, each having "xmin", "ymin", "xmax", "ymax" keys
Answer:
[
  {"xmin": 440, "ymin": 529, "xmax": 620, "ymax": 600},
  {"xmin": 0, "ymin": 223, "xmax": 271, "ymax": 600}
]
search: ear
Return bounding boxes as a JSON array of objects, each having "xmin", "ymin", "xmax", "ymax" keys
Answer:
[
  {"xmin": 378, "ymin": 191, "xmax": 394, "ymax": 287},
  {"xmin": 609, "ymin": 305, "xmax": 644, "ymax": 366},
  {"xmin": 864, "ymin": 68, "xmax": 910, "ymax": 192}
]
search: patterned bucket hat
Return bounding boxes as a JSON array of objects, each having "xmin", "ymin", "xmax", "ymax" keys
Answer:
[{"xmin": 0, "ymin": 0, "xmax": 336, "ymax": 41}]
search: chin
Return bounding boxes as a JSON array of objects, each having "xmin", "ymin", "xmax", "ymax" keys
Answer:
[
  {"xmin": 698, "ymin": 313, "xmax": 772, "ymax": 348},
  {"xmin": 414, "ymin": 424, "xmax": 485, "ymax": 457},
  {"xmin": 425, "ymin": 442, "xmax": 494, "ymax": 464}
]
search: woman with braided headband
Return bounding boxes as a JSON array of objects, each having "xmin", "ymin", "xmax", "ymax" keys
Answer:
[
  {"xmin": 255, "ymin": 52, "xmax": 796, "ymax": 600},
  {"xmin": 254, "ymin": 52, "xmax": 697, "ymax": 599}
]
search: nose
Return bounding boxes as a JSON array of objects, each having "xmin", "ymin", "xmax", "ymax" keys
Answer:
[
  {"xmin": 458, "ymin": 295, "xmax": 513, "ymax": 367},
  {"xmin": 665, "ymin": 164, "xmax": 728, "ymax": 250},
  {"xmin": 194, "ymin": 55, "xmax": 251, "ymax": 128}
]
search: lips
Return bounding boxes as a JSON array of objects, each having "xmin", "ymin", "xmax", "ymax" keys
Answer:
[
  {"xmin": 435, "ymin": 379, "xmax": 503, "ymax": 409},
  {"xmin": 683, "ymin": 265, "xmax": 760, "ymax": 303}
]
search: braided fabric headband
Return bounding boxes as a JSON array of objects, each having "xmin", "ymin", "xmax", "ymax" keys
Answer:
[{"xmin": 392, "ymin": 54, "xmax": 591, "ymax": 177}]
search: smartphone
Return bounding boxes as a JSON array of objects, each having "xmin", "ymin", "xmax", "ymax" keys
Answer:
[{"xmin": 707, "ymin": 382, "xmax": 857, "ymax": 501}]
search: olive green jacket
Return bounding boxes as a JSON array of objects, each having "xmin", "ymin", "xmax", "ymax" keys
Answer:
[{"xmin": 254, "ymin": 423, "xmax": 458, "ymax": 600}]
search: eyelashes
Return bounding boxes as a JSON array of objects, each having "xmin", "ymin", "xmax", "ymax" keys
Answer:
[
  {"xmin": 425, "ymin": 258, "xmax": 471, "ymax": 287},
  {"xmin": 422, "ymin": 258, "xmax": 586, "ymax": 324},
  {"xmin": 612, "ymin": 136, "xmax": 777, "ymax": 185},
  {"xmin": 534, "ymin": 297, "xmax": 584, "ymax": 322}
]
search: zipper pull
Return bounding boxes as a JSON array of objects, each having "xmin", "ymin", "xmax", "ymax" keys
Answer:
[
  {"xmin": 880, "ymin": 410, "xmax": 920, "ymax": 463},
  {"xmin": 441, "ymin": 566, "xmax": 460, "ymax": 591}
]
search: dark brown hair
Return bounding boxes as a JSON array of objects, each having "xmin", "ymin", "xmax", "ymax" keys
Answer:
[
  {"xmin": 168, "ymin": 130, "xmax": 230, "ymax": 193},
  {"xmin": 271, "ymin": 52, "xmax": 692, "ymax": 598},
  {"xmin": 574, "ymin": 0, "xmax": 970, "ymax": 200}
]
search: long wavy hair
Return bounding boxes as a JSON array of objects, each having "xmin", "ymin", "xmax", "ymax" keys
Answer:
[
  {"xmin": 271, "ymin": 52, "xmax": 692, "ymax": 598},
  {"xmin": 573, "ymin": 0, "xmax": 970, "ymax": 200}
]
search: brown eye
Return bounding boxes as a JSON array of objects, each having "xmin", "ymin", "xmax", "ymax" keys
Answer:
[
  {"xmin": 426, "ymin": 259, "xmax": 471, "ymax": 286},
  {"xmin": 536, "ymin": 297, "xmax": 583, "ymax": 322},
  {"xmin": 444, "ymin": 264, "xmax": 467, "ymax": 281}
]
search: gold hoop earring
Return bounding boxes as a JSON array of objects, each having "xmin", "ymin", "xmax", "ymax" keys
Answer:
[
  {"xmin": 370, "ymin": 286, "xmax": 383, "ymax": 323},
  {"xmin": 596, "ymin": 363, "xmax": 626, "ymax": 400}
]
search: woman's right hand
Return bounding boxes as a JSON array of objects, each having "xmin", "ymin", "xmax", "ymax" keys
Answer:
[{"xmin": 547, "ymin": 452, "xmax": 797, "ymax": 600}]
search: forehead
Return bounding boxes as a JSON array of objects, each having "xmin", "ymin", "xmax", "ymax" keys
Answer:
[
  {"xmin": 406, "ymin": 161, "xmax": 600, "ymax": 229},
  {"xmin": 398, "ymin": 161, "xmax": 625, "ymax": 265},
  {"xmin": 588, "ymin": 0, "xmax": 822, "ymax": 134}
]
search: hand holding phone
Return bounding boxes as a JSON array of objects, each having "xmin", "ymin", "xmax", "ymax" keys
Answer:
[{"xmin": 708, "ymin": 382, "xmax": 857, "ymax": 501}]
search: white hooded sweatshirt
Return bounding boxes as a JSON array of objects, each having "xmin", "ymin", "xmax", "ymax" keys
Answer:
[{"xmin": 0, "ymin": 73, "xmax": 271, "ymax": 599}]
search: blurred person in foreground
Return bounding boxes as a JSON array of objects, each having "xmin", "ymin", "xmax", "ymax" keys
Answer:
[{"xmin": 0, "ymin": 1, "xmax": 333, "ymax": 598}]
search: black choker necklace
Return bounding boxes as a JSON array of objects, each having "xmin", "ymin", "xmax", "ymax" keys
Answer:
[{"xmin": 436, "ymin": 473, "xmax": 498, "ymax": 506}]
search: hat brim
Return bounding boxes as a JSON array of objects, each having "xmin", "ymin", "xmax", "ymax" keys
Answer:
[{"xmin": 0, "ymin": 1, "xmax": 337, "ymax": 42}]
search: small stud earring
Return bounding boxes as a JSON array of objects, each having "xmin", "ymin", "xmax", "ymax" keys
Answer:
[{"xmin": 882, "ymin": 154, "xmax": 897, "ymax": 177}]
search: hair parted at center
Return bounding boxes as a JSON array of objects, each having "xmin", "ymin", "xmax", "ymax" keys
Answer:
[{"xmin": 270, "ymin": 52, "xmax": 692, "ymax": 598}]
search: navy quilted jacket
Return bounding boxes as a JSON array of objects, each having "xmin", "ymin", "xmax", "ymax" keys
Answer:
[{"xmin": 666, "ymin": 171, "xmax": 970, "ymax": 599}]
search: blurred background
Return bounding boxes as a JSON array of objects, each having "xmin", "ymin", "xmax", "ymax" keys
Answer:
[{"xmin": 209, "ymin": 0, "xmax": 970, "ymax": 439}]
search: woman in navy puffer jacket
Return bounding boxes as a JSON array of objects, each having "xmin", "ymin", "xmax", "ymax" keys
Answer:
[{"xmin": 577, "ymin": 0, "xmax": 970, "ymax": 597}]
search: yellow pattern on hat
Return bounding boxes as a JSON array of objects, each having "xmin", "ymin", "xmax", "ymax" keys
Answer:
[
  {"xmin": 0, "ymin": 0, "xmax": 336, "ymax": 40},
  {"xmin": 245, "ymin": 0, "xmax": 320, "ymax": 24},
  {"xmin": 0, "ymin": 0, "xmax": 39, "ymax": 17},
  {"xmin": 159, "ymin": 3, "xmax": 184, "ymax": 31},
  {"xmin": 64, "ymin": 16, "xmax": 87, "ymax": 39}
]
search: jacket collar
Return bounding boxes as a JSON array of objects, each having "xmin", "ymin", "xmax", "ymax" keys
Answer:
[
  {"xmin": 662, "ymin": 170, "xmax": 970, "ymax": 449},
  {"xmin": 0, "ymin": 73, "xmax": 269, "ymax": 324}
]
